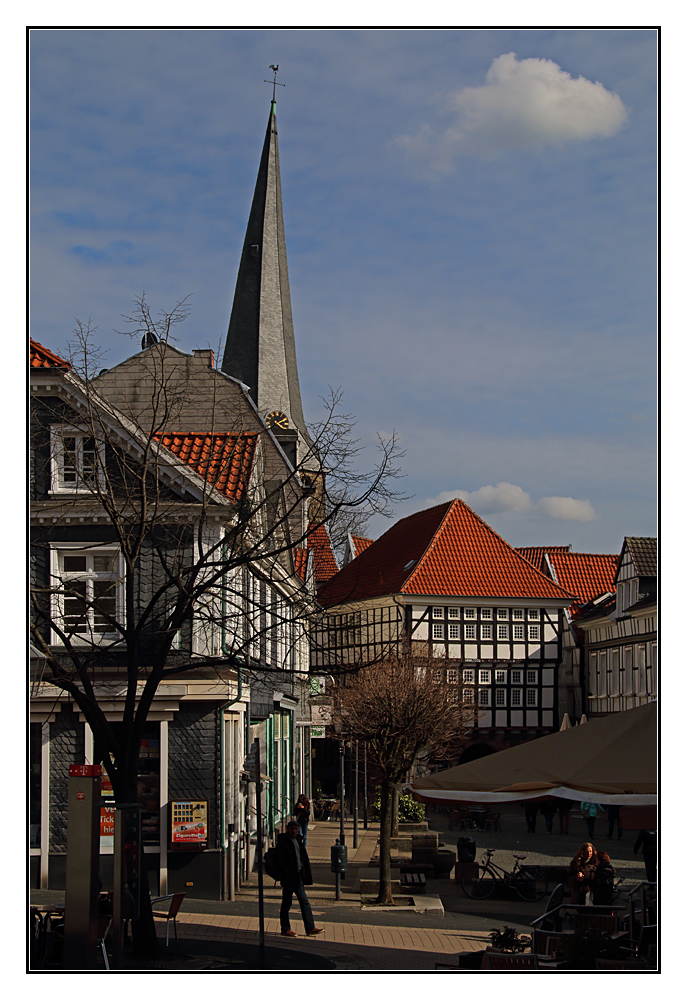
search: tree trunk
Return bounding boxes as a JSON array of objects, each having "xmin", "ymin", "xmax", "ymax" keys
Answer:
[
  {"xmin": 130, "ymin": 850, "xmax": 159, "ymax": 958},
  {"xmin": 391, "ymin": 785, "xmax": 399, "ymax": 838},
  {"xmin": 376, "ymin": 778, "xmax": 395, "ymax": 905}
]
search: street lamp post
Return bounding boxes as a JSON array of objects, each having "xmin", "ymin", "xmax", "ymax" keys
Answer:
[
  {"xmin": 339, "ymin": 741, "xmax": 345, "ymax": 846},
  {"xmin": 353, "ymin": 740, "xmax": 359, "ymax": 849}
]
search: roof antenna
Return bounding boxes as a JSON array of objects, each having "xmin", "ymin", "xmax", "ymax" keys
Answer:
[{"xmin": 265, "ymin": 64, "xmax": 285, "ymax": 108}]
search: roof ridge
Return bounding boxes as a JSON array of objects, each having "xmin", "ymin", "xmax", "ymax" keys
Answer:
[{"xmin": 402, "ymin": 501, "xmax": 455, "ymax": 591}]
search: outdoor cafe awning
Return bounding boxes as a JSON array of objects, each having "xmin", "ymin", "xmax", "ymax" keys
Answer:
[{"xmin": 408, "ymin": 702, "xmax": 657, "ymax": 806}]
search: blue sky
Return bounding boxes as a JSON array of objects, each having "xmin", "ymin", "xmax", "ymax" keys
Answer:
[{"xmin": 29, "ymin": 28, "xmax": 657, "ymax": 554}]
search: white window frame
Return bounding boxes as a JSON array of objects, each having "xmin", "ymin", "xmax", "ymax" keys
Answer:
[
  {"xmin": 50, "ymin": 544, "xmax": 124, "ymax": 644},
  {"xmin": 464, "ymin": 623, "xmax": 476, "ymax": 640},
  {"xmin": 512, "ymin": 609, "xmax": 524, "ymax": 621},
  {"xmin": 497, "ymin": 608, "xmax": 508, "ymax": 620},
  {"xmin": 611, "ymin": 649, "xmax": 620, "ymax": 696},
  {"xmin": 481, "ymin": 608, "xmax": 492, "ymax": 620},
  {"xmin": 433, "ymin": 607, "xmax": 444, "ymax": 619},
  {"xmin": 448, "ymin": 623, "xmax": 460, "ymax": 641},
  {"xmin": 588, "ymin": 653, "xmax": 598, "ymax": 696},
  {"xmin": 526, "ymin": 668, "xmax": 538, "ymax": 685},
  {"xmin": 528, "ymin": 624, "xmax": 540, "ymax": 641},
  {"xmin": 511, "ymin": 669, "xmax": 523, "ymax": 684},
  {"xmin": 463, "ymin": 687, "xmax": 474, "ymax": 704},
  {"xmin": 447, "ymin": 668, "xmax": 459, "ymax": 685},
  {"xmin": 462, "ymin": 669, "xmax": 475, "ymax": 684},
  {"xmin": 495, "ymin": 688, "xmax": 506, "ymax": 707},
  {"xmin": 513, "ymin": 624, "xmax": 524, "ymax": 640},
  {"xmin": 479, "ymin": 668, "xmax": 491, "ymax": 684},
  {"xmin": 511, "ymin": 688, "xmax": 522, "ymax": 707},
  {"xmin": 526, "ymin": 688, "xmax": 538, "ymax": 707},
  {"xmin": 432, "ymin": 622, "xmax": 445, "ymax": 641},
  {"xmin": 448, "ymin": 607, "xmax": 460, "ymax": 620},
  {"xmin": 528, "ymin": 608, "xmax": 539, "ymax": 621},
  {"xmin": 478, "ymin": 688, "xmax": 491, "ymax": 707},
  {"xmin": 50, "ymin": 425, "xmax": 106, "ymax": 494},
  {"xmin": 481, "ymin": 623, "xmax": 493, "ymax": 640},
  {"xmin": 495, "ymin": 668, "xmax": 507, "ymax": 684},
  {"xmin": 463, "ymin": 608, "xmax": 476, "ymax": 620},
  {"xmin": 497, "ymin": 624, "xmax": 509, "ymax": 641}
]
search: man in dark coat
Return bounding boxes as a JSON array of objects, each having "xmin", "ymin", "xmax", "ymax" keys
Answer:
[
  {"xmin": 274, "ymin": 820, "xmax": 324, "ymax": 937},
  {"xmin": 633, "ymin": 829, "xmax": 657, "ymax": 883}
]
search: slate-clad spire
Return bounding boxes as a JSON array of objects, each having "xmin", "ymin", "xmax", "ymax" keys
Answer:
[{"xmin": 222, "ymin": 102, "xmax": 308, "ymax": 448}]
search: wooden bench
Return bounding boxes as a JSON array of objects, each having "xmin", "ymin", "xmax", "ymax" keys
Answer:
[{"xmin": 400, "ymin": 872, "xmax": 427, "ymax": 893}]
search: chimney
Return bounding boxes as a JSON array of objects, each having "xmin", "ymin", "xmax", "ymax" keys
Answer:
[{"xmin": 193, "ymin": 349, "xmax": 214, "ymax": 368}]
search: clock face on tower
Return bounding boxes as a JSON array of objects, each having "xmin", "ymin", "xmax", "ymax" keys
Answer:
[{"xmin": 266, "ymin": 410, "xmax": 289, "ymax": 431}]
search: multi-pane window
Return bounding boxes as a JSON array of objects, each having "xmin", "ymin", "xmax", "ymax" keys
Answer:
[
  {"xmin": 463, "ymin": 669, "xmax": 475, "ymax": 684},
  {"xmin": 512, "ymin": 609, "xmax": 524, "ymax": 621},
  {"xmin": 464, "ymin": 624, "xmax": 476, "ymax": 640},
  {"xmin": 513, "ymin": 624, "xmax": 524, "ymax": 640},
  {"xmin": 588, "ymin": 653, "xmax": 598, "ymax": 696},
  {"xmin": 448, "ymin": 607, "xmax": 460, "ymax": 619},
  {"xmin": 433, "ymin": 607, "xmax": 444, "ymax": 619},
  {"xmin": 479, "ymin": 668, "xmax": 491, "ymax": 684},
  {"xmin": 52, "ymin": 547, "xmax": 122, "ymax": 640},
  {"xmin": 526, "ymin": 669, "xmax": 538, "ymax": 685},
  {"xmin": 495, "ymin": 669, "xmax": 507, "ymax": 684},
  {"xmin": 495, "ymin": 688, "xmax": 506, "ymax": 707},
  {"xmin": 481, "ymin": 624, "xmax": 493, "ymax": 640},
  {"xmin": 478, "ymin": 688, "xmax": 491, "ymax": 707},
  {"xmin": 497, "ymin": 608, "xmax": 508, "ymax": 620},
  {"xmin": 511, "ymin": 669, "xmax": 523, "ymax": 684},
  {"xmin": 464, "ymin": 608, "xmax": 476, "ymax": 620},
  {"xmin": 611, "ymin": 649, "xmax": 620, "ymax": 696},
  {"xmin": 637, "ymin": 645, "xmax": 647, "ymax": 695},
  {"xmin": 463, "ymin": 687, "xmax": 474, "ymax": 704},
  {"xmin": 599, "ymin": 651, "xmax": 607, "ymax": 696},
  {"xmin": 528, "ymin": 608, "xmax": 539, "ymax": 620},
  {"xmin": 481, "ymin": 608, "xmax": 492, "ymax": 620},
  {"xmin": 528, "ymin": 624, "xmax": 540, "ymax": 641},
  {"xmin": 448, "ymin": 623, "xmax": 460, "ymax": 640},
  {"xmin": 51, "ymin": 426, "xmax": 104, "ymax": 492},
  {"xmin": 447, "ymin": 668, "xmax": 459, "ymax": 685},
  {"xmin": 526, "ymin": 689, "xmax": 538, "ymax": 707},
  {"xmin": 511, "ymin": 688, "xmax": 522, "ymax": 707},
  {"xmin": 498, "ymin": 624, "xmax": 509, "ymax": 640},
  {"xmin": 432, "ymin": 622, "xmax": 444, "ymax": 640}
]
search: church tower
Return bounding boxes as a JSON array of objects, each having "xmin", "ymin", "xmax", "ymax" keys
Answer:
[{"xmin": 222, "ymin": 93, "xmax": 311, "ymax": 470}]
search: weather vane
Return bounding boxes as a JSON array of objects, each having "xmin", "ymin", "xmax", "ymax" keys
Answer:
[{"xmin": 264, "ymin": 64, "xmax": 285, "ymax": 102}]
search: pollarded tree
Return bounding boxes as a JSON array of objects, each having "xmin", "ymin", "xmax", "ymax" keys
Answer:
[{"xmin": 329, "ymin": 650, "xmax": 473, "ymax": 905}]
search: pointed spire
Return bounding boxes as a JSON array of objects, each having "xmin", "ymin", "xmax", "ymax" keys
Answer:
[{"xmin": 222, "ymin": 101, "xmax": 308, "ymax": 448}]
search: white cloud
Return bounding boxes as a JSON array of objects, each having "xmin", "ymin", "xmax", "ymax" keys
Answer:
[
  {"xmin": 397, "ymin": 52, "xmax": 628, "ymax": 164},
  {"xmin": 538, "ymin": 496, "xmax": 597, "ymax": 521},
  {"xmin": 428, "ymin": 482, "xmax": 532, "ymax": 514}
]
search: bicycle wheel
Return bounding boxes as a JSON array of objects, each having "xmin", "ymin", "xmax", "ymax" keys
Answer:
[
  {"xmin": 514, "ymin": 867, "xmax": 548, "ymax": 901},
  {"xmin": 462, "ymin": 865, "xmax": 496, "ymax": 899}
]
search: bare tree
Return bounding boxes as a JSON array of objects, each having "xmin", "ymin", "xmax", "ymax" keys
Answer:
[
  {"xmin": 329, "ymin": 651, "xmax": 473, "ymax": 905},
  {"xmin": 30, "ymin": 297, "xmax": 406, "ymax": 956}
]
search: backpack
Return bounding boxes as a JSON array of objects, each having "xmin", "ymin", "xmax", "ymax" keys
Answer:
[{"xmin": 263, "ymin": 846, "xmax": 284, "ymax": 882}]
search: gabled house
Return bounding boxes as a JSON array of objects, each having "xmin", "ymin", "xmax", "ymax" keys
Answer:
[{"xmin": 314, "ymin": 499, "xmax": 576, "ymax": 758}]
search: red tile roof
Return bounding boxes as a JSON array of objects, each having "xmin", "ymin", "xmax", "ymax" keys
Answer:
[
  {"xmin": 155, "ymin": 432, "xmax": 258, "ymax": 502},
  {"xmin": 30, "ymin": 339, "xmax": 71, "ymax": 369},
  {"xmin": 306, "ymin": 523, "xmax": 339, "ymax": 586},
  {"xmin": 515, "ymin": 545, "xmax": 571, "ymax": 572},
  {"xmin": 318, "ymin": 500, "xmax": 576, "ymax": 608},
  {"xmin": 351, "ymin": 535, "xmax": 373, "ymax": 558},
  {"xmin": 547, "ymin": 552, "xmax": 619, "ymax": 612},
  {"xmin": 293, "ymin": 548, "xmax": 309, "ymax": 581}
]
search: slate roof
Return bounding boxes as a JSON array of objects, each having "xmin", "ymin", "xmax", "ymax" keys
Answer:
[
  {"xmin": 622, "ymin": 537, "xmax": 657, "ymax": 578},
  {"xmin": 317, "ymin": 499, "xmax": 576, "ymax": 608},
  {"xmin": 306, "ymin": 523, "xmax": 339, "ymax": 586},
  {"xmin": 30, "ymin": 339, "xmax": 71, "ymax": 369},
  {"xmin": 155, "ymin": 432, "xmax": 258, "ymax": 502}
]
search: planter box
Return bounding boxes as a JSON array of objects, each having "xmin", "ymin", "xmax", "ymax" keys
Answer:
[
  {"xmin": 398, "ymin": 822, "xmax": 429, "ymax": 833},
  {"xmin": 360, "ymin": 879, "xmax": 401, "ymax": 895},
  {"xmin": 412, "ymin": 833, "xmax": 439, "ymax": 850}
]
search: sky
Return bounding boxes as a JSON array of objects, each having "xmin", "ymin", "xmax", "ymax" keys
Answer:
[{"xmin": 29, "ymin": 27, "xmax": 658, "ymax": 555}]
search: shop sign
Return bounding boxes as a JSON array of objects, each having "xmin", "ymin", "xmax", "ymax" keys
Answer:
[{"xmin": 171, "ymin": 800, "xmax": 208, "ymax": 847}]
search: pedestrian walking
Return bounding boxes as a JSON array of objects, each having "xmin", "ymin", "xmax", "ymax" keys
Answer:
[
  {"xmin": 633, "ymin": 829, "xmax": 657, "ymax": 883},
  {"xmin": 606, "ymin": 804, "xmax": 623, "ymax": 839},
  {"xmin": 294, "ymin": 793, "xmax": 311, "ymax": 846},
  {"xmin": 592, "ymin": 850, "xmax": 616, "ymax": 905},
  {"xmin": 580, "ymin": 801, "xmax": 605, "ymax": 839},
  {"xmin": 274, "ymin": 820, "xmax": 324, "ymax": 938},
  {"xmin": 524, "ymin": 800, "xmax": 538, "ymax": 833},
  {"xmin": 541, "ymin": 799, "xmax": 557, "ymax": 834},
  {"xmin": 558, "ymin": 799, "xmax": 572, "ymax": 834},
  {"xmin": 566, "ymin": 842, "xmax": 598, "ymax": 904}
]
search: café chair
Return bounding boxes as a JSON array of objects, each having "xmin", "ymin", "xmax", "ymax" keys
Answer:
[{"xmin": 151, "ymin": 893, "xmax": 186, "ymax": 948}]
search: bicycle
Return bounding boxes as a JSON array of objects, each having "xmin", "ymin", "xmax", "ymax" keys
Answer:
[{"xmin": 462, "ymin": 848, "xmax": 548, "ymax": 901}]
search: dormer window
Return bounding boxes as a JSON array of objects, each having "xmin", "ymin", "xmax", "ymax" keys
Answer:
[{"xmin": 51, "ymin": 425, "xmax": 105, "ymax": 493}]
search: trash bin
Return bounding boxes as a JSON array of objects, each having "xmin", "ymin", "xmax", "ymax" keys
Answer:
[{"xmin": 457, "ymin": 837, "xmax": 476, "ymax": 863}]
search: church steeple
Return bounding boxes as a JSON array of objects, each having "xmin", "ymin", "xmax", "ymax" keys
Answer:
[{"xmin": 222, "ymin": 98, "xmax": 309, "ymax": 458}]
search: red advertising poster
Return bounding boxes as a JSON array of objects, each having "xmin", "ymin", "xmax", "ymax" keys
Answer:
[
  {"xmin": 171, "ymin": 801, "xmax": 208, "ymax": 847},
  {"xmin": 100, "ymin": 774, "xmax": 115, "ymax": 849}
]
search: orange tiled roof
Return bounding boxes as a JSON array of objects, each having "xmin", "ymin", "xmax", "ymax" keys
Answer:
[
  {"xmin": 351, "ymin": 535, "xmax": 373, "ymax": 558},
  {"xmin": 155, "ymin": 432, "xmax": 258, "ymax": 502},
  {"xmin": 30, "ymin": 339, "xmax": 71, "ymax": 369},
  {"xmin": 515, "ymin": 545, "xmax": 571, "ymax": 572},
  {"xmin": 318, "ymin": 500, "xmax": 576, "ymax": 608},
  {"xmin": 293, "ymin": 548, "xmax": 309, "ymax": 581},
  {"xmin": 547, "ymin": 552, "xmax": 619, "ymax": 611},
  {"xmin": 306, "ymin": 523, "xmax": 339, "ymax": 586}
]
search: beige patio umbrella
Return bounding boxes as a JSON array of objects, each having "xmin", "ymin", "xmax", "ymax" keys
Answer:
[
  {"xmin": 559, "ymin": 713, "xmax": 572, "ymax": 731},
  {"xmin": 409, "ymin": 702, "xmax": 656, "ymax": 806}
]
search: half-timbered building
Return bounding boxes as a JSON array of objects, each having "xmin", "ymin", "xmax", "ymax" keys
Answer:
[{"xmin": 314, "ymin": 499, "xmax": 576, "ymax": 759}]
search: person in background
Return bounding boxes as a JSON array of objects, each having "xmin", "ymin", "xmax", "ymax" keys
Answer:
[
  {"xmin": 633, "ymin": 829, "xmax": 657, "ymax": 883},
  {"xmin": 580, "ymin": 801, "xmax": 605, "ymax": 839},
  {"xmin": 592, "ymin": 850, "xmax": 616, "ymax": 905},
  {"xmin": 558, "ymin": 799, "xmax": 572, "ymax": 834},
  {"xmin": 541, "ymin": 799, "xmax": 558, "ymax": 834},
  {"xmin": 294, "ymin": 793, "xmax": 311, "ymax": 846},
  {"xmin": 274, "ymin": 820, "xmax": 323, "ymax": 938},
  {"xmin": 524, "ymin": 800, "xmax": 539, "ymax": 833},
  {"xmin": 606, "ymin": 804, "xmax": 623, "ymax": 840},
  {"xmin": 566, "ymin": 842, "xmax": 598, "ymax": 904}
]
